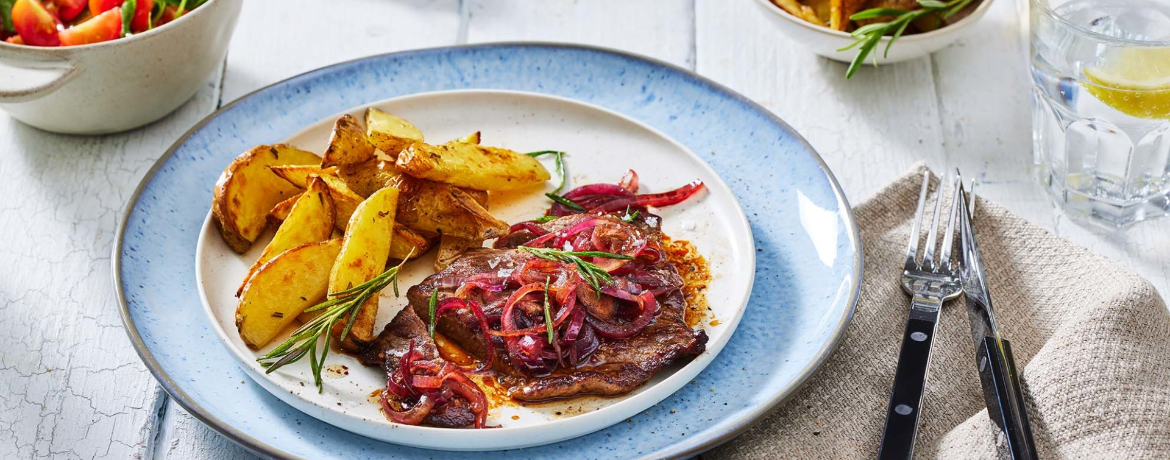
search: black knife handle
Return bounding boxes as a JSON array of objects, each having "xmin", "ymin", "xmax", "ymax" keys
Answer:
[
  {"xmin": 878, "ymin": 317, "xmax": 940, "ymax": 460},
  {"xmin": 981, "ymin": 338, "xmax": 1039, "ymax": 460}
]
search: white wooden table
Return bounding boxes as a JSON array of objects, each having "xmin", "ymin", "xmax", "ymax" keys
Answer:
[{"xmin": 2, "ymin": 0, "xmax": 1166, "ymax": 458}]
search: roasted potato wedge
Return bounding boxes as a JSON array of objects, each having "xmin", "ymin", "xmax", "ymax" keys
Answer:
[
  {"xmin": 772, "ymin": 0, "xmax": 824, "ymax": 26},
  {"xmin": 266, "ymin": 195, "xmax": 298, "ymax": 227},
  {"xmin": 317, "ymin": 175, "xmax": 365, "ymax": 225},
  {"xmin": 324, "ymin": 163, "xmax": 503, "ymax": 240},
  {"xmin": 322, "ymin": 114, "xmax": 378, "ymax": 168},
  {"xmin": 328, "ymin": 187, "xmax": 400, "ymax": 348},
  {"xmin": 337, "ymin": 158, "xmax": 397, "ymax": 198},
  {"xmin": 830, "ymin": 0, "xmax": 869, "ymax": 30},
  {"xmin": 397, "ymin": 179, "xmax": 508, "ymax": 240},
  {"xmin": 365, "ymin": 108, "xmax": 424, "ymax": 158},
  {"xmin": 396, "ymin": 142, "xmax": 551, "ymax": 191},
  {"xmin": 391, "ymin": 224, "xmax": 434, "ymax": 262},
  {"xmin": 235, "ymin": 239, "xmax": 343, "ymax": 348},
  {"xmin": 213, "ymin": 145, "xmax": 322, "ymax": 253},
  {"xmin": 435, "ymin": 235, "xmax": 479, "ymax": 271},
  {"xmin": 309, "ymin": 174, "xmax": 426, "ymax": 260},
  {"xmin": 237, "ymin": 177, "xmax": 336, "ymax": 296},
  {"xmin": 455, "ymin": 131, "xmax": 480, "ymax": 145},
  {"xmin": 269, "ymin": 165, "xmax": 337, "ymax": 189}
]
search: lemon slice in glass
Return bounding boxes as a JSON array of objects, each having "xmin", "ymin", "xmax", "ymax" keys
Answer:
[{"xmin": 1083, "ymin": 48, "xmax": 1170, "ymax": 120}]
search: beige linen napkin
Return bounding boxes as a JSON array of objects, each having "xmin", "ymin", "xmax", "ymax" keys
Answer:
[{"xmin": 707, "ymin": 165, "xmax": 1170, "ymax": 459}]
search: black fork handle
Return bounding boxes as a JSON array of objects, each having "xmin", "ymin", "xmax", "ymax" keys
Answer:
[{"xmin": 878, "ymin": 317, "xmax": 940, "ymax": 460}]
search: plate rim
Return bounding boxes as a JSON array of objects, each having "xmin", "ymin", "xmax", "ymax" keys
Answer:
[
  {"xmin": 113, "ymin": 42, "xmax": 863, "ymax": 460},
  {"xmin": 194, "ymin": 88, "xmax": 759, "ymax": 450}
]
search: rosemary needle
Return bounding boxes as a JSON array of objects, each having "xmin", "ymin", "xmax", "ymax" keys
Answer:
[{"xmin": 518, "ymin": 246, "xmax": 632, "ymax": 295}]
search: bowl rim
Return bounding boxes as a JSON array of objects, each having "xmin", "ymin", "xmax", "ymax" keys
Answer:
[
  {"xmin": 0, "ymin": 0, "xmax": 229, "ymax": 54},
  {"xmin": 753, "ymin": 0, "xmax": 995, "ymax": 43}
]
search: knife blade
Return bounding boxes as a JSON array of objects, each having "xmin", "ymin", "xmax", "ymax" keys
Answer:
[{"xmin": 956, "ymin": 178, "xmax": 1038, "ymax": 460}]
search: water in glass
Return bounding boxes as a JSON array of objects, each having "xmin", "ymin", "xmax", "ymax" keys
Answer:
[{"xmin": 1031, "ymin": 0, "xmax": 1170, "ymax": 226}]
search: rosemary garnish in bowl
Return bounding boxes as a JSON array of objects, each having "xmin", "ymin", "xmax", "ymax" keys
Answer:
[
  {"xmin": 258, "ymin": 251, "xmax": 413, "ymax": 392},
  {"xmin": 841, "ymin": 0, "xmax": 976, "ymax": 79},
  {"xmin": 518, "ymin": 246, "xmax": 633, "ymax": 295}
]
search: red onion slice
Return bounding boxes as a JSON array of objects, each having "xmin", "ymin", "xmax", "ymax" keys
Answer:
[
  {"xmin": 585, "ymin": 291, "xmax": 657, "ymax": 339},
  {"xmin": 381, "ymin": 391, "xmax": 436, "ymax": 426}
]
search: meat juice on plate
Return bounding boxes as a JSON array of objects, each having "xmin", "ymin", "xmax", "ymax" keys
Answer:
[{"xmin": 1031, "ymin": 0, "xmax": 1170, "ymax": 226}]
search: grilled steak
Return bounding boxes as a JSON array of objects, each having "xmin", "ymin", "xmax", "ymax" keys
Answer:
[
  {"xmin": 361, "ymin": 307, "xmax": 476, "ymax": 428},
  {"xmin": 406, "ymin": 213, "xmax": 708, "ymax": 401}
]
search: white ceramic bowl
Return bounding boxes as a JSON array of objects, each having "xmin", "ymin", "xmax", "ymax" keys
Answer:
[
  {"xmin": 0, "ymin": 0, "xmax": 242, "ymax": 134},
  {"xmin": 753, "ymin": 0, "xmax": 994, "ymax": 64}
]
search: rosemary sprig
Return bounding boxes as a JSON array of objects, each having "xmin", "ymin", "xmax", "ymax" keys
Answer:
[
  {"xmin": 840, "ymin": 0, "xmax": 975, "ymax": 79},
  {"xmin": 258, "ymin": 252, "xmax": 413, "ymax": 392},
  {"xmin": 526, "ymin": 150, "xmax": 568, "ymax": 194},
  {"xmin": 427, "ymin": 289, "xmax": 439, "ymax": 338},
  {"xmin": 542, "ymin": 276, "xmax": 555, "ymax": 343},
  {"xmin": 518, "ymin": 246, "xmax": 633, "ymax": 295},
  {"xmin": 546, "ymin": 193, "xmax": 586, "ymax": 212}
]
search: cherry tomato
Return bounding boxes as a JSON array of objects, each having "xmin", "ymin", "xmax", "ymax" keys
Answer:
[
  {"xmin": 12, "ymin": 0, "xmax": 62, "ymax": 47},
  {"xmin": 130, "ymin": 0, "xmax": 152, "ymax": 32},
  {"xmin": 54, "ymin": 0, "xmax": 89, "ymax": 22},
  {"xmin": 87, "ymin": 0, "xmax": 121, "ymax": 17},
  {"xmin": 58, "ymin": 7, "xmax": 120, "ymax": 46}
]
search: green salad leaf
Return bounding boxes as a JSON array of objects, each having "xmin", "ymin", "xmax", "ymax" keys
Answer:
[{"xmin": 1, "ymin": 0, "xmax": 17, "ymax": 34}]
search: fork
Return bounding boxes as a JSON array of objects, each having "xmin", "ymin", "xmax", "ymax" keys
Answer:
[{"xmin": 877, "ymin": 171, "xmax": 964, "ymax": 460}]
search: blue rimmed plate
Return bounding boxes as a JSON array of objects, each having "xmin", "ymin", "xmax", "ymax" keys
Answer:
[{"xmin": 115, "ymin": 43, "xmax": 861, "ymax": 459}]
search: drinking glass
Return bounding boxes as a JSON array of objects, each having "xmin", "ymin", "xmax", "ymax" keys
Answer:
[{"xmin": 1031, "ymin": 0, "xmax": 1170, "ymax": 227}]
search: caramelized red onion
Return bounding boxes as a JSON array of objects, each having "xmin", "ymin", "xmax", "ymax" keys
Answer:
[
  {"xmin": 437, "ymin": 171, "xmax": 703, "ymax": 378},
  {"xmin": 548, "ymin": 170, "xmax": 704, "ymax": 216},
  {"xmin": 585, "ymin": 290, "xmax": 657, "ymax": 339},
  {"xmin": 381, "ymin": 340, "xmax": 490, "ymax": 428}
]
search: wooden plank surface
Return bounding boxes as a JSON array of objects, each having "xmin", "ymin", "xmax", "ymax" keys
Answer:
[
  {"xmin": 464, "ymin": 0, "xmax": 696, "ymax": 69},
  {"xmin": 695, "ymin": 0, "xmax": 947, "ymax": 202},
  {"xmin": 0, "ymin": 70, "xmax": 223, "ymax": 459},
  {"xmin": 2, "ymin": 0, "xmax": 1166, "ymax": 458}
]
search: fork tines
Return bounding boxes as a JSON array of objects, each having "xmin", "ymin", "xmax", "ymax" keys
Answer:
[{"xmin": 904, "ymin": 171, "xmax": 962, "ymax": 274}]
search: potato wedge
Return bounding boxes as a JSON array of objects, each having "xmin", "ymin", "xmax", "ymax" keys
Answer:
[
  {"xmin": 320, "ymin": 166, "xmax": 502, "ymax": 241},
  {"xmin": 435, "ymin": 235, "xmax": 479, "ymax": 271},
  {"xmin": 212, "ymin": 145, "xmax": 322, "ymax": 253},
  {"xmin": 771, "ymin": 0, "xmax": 824, "ymax": 26},
  {"xmin": 830, "ymin": 0, "xmax": 870, "ymax": 30},
  {"xmin": 396, "ymin": 142, "xmax": 550, "ymax": 191},
  {"xmin": 322, "ymin": 114, "xmax": 378, "ymax": 168},
  {"xmin": 455, "ymin": 131, "xmax": 480, "ymax": 145},
  {"xmin": 235, "ymin": 239, "xmax": 343, "ymax": 348},
  {"xmin": 337, "ymin": 158, "xmax": 397, "ymax": 198},
  {"xmin": 270, "ymin": 165, "xmax": 337, "ymax": 189},
  {"xmin": 392, "ymin": 224, "xmax": 434, "ymax": 262},
  {"xmin": 266, "ymin": 195, "xmax": 298, "ymax": 227},
  {"xmin": 397, "ymin": 179, "xmax": 508, "ymax": 240},
  {"xmin": 328, "ymin": 187, "xmax": 400, "ymax": 348},
  {"xmin": 237, "ymin": 177, "xmax": 336, "ymax": 296},
  {"xmin": 365, "ymin": 108, "xmax": 424, "ymax": 158}
]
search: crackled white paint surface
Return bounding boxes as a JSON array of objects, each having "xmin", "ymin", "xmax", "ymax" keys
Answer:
[{"xmin": 0, "ymin": 0, "xmax": 1165, "ymax": 459}]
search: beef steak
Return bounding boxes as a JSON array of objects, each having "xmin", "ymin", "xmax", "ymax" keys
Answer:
[{"xmin": 405, "ymin": 214, "xmax": 708, "ymax": 401}]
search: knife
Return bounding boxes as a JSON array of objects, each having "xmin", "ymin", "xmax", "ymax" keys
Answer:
[{"xmin": 956, "ymin": 178, "xmax": 1038, "ymax": 460}]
